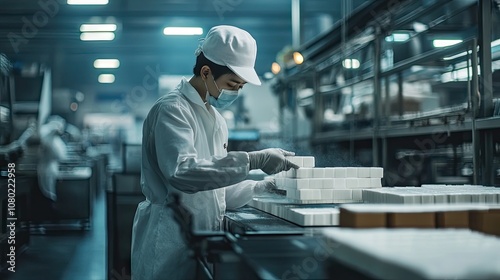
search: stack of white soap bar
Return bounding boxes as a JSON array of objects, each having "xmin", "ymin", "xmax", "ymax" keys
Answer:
[
  {"xmin": 273, "ymin": 156, "xmax": 383, "ymax": 203},
  {"xmin": 363, "ymin": 184, "xmax": 500, "ymax": 204},
  {"xmin": 321, "ymin": 228, "xmax": 500, "ymax": 279},
  {"xmin": 248, "ymin": 197, "xmax": 340, "ymax": 226}
]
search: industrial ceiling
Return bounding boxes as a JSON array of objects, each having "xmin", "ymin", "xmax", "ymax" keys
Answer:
[{"xmin": 0, "ymin": 0, "xmax": 365, "ymax": 90}]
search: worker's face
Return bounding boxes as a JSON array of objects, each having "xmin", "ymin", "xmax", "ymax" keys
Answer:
[{"xmin": 203, "ymin": 67, "xmax": 246, "ymax": 99}]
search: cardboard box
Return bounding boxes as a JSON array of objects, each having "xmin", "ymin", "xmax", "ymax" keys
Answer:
[
  {"xmin": 469, "ymin": 209, "xmax": 500, "ymax": 237},
  {"xmin": 339, "ymin": 208, "xmax": 386, "ymax": 228},
  {"xmin": 387, "ymin": 212, "xmax": 436, "ymax": 228},
  {"xmin": 436, "ymin": 211, "xmax": 469, "ymax": 228}
]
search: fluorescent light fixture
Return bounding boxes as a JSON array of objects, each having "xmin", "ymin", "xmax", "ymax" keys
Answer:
[
  {"xmin": 80, "ymin": 32, "xmax": 115, "ymax": 41},
  {"xmin": 413, "ymin": 22, "xmax": 428, "ymax": 33},
  {"xmin": 433, "ymin": 39, "xmax": 462, "ymax": 48},
  {"xmin": 342, "ymin": 59, "xmax": 360, "ymax": 69},
  {"xmin": 98, "ymin": 74, "xmax": 115, "ymax": 84},
  {"xmin": 163, "ymin": 27, "xmax": 203, "ymax": 36},
  {"xmin": 94, "ymin": 59, "xmax": 120, "ymax": 69},
  {"xmin": 492, "ymin": 39, "xmax": 500, "ymax": 47},
  {"xmin": 80, "ymin": 24, "xmax": 116, "ymax": 32},
  {"xmin": 68, "ymin": 0, "xmax": 109, "ymax": 4},
  {"xmin": 385, "ymin": 33, "xmax": 410, "ymax": 42},
  {"xmin": 443, "ymin": 50, "xmax": 472, "ymax": 61}
]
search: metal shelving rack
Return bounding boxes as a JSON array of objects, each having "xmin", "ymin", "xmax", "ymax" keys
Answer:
[{"xmin": 278, "ymin": 0, "xmax": 498, "ymax": 186}]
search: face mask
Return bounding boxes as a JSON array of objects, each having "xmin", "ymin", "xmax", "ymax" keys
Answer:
[{"xmin": 204, "ymin": 76, "xmax": 240, "ymax": 109}]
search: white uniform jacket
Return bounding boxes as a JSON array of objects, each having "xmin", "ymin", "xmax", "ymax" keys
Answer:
[{"xmin": 131, "ymin": 78, "xmax": 257, "ymax": 280}]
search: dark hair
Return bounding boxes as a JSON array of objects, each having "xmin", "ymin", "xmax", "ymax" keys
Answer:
[{"xmin": 192, "ymin": 52, "xmax": 234, "ymax": 80}]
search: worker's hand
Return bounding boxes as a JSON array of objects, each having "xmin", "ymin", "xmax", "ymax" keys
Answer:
[
  {"xmin": 254, "ymin": 179, "xmax": 277, "ymax": 195},
  {"xmin": 248, "ymin": 148, "xmax": 300, "ymax": 175}
]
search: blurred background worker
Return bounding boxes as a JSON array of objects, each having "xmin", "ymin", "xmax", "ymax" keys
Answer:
[
  {"xmin": 131, "ymin": 25, "xmax": 299, "ymax": 280},
  {"xmin": 37, "ymin": 115, "xmax": 68, "ymax": 202}
]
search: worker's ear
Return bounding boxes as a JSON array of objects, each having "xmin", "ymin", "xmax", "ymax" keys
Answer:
[{"xmin": 201, "ymin": 66, "xmax": 211, "ymax": 80}]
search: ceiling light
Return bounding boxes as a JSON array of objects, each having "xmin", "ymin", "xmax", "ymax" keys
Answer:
[
  {"xmin": 80, "ymin": 32, "xmax": 115, "ymax": 41},
  {"xmin": 385, "ymin": 32, "xmax": 410, "ymax": 42},
  {"xmin": 163, "ymin": 27, "xmax": 203, "ymax": 36},
  {"xmin": 98, "ymin": 74, "xmax": 115, "ymax": 84},
  {"xmin": 413, "ymin": 22, "xmax": 428, "ymax": 33},
  {"xmin": 271, "ymin": 62, "xmax": 281, "ymax": 74},
  {"xmin": 68, "ymin": 0, "xmax": 109, "ymax": 4},
  {"xmin": 433, "ymin": 39, "xmax": 463, "ymax": 48},
  {"xmin": 443, "ymin": 50, "xmax": 472, "ymax": 61},
  {"xmin": 293, "ymin": 52, "xmax": 304, "ymax": 65},
  {"xmin": 94, "ymin": 59, "xmax": 120, "ymax": 68},
  {"xmin": 492, "ymin": 39, "xmax": 500, "ymax": 47},
  {"xmin": 80, "ymin": 24, "xmax": 116, "ymax": 32},
  {"xmin": 342, "ymin": 59, "xmax": 360, "ymax": 69}
]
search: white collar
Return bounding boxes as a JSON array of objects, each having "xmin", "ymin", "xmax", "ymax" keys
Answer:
[{"xmin": 179, "ymin": 77, "xmax": 207, "ymax": 108}]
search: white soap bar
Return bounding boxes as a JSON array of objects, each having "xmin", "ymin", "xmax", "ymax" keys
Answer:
[
  {"xmin": 296, "ymin": 168, "xmax": 313, "ymax": 178},
  {"xmin": 357, "ymin": 167, "xmax": 371, "ymax": 178},
  {"xmin": 321, "ymin": 189, "xmax": 334, "ymax": 200},
  {"xmin": 352, "ymin": 189, "xmax": 363, "ymax": 201},
  {"xmin": 486, "ymin": 193, "xmax": 497, "ymax": 203},
  {"xmin": 322, "ymin": 178, "xmax": 334, "ymax": 189},
  {"xmin": 403, "ymin": 193, "xmax": 421, "ymax": 204},
  {"xmin": 346, "ymin": 167, "xmax": 358, "ymax": 178},
  {"xmin": 370, "ymin": 178, "xmax": 382, "ymax": 188},
  {"xmin": 286, "ymin": 156, "xmax": 303, "ymax": 167},
  {"xmin": 289, "ymin": 208, "xmax": 335, "ymax": 226},
  {"xmin": 313, "ymin": 209, "xmax": 336, "ymax": 225},
  {"xmin": 370, "ymin": 167, "xmax": 384, "ymax": 178},
  {"xmin": 324, "ymin": 168, "xmax": 335, "ymax": 178},
  {"xmin": 295, "ymin": 179, "xmax": 310, "ymax": 189},
  {"xmin": 297, "ymin": 189, "xmax": 322, "ymax": 200},
  {"xmin": 346, "ymin": 178, "xmax": 358, "ymax": 188},
  {"xmin": 470, "ymin": 194, "xmax": 485, "ymax": 203},
  {"xmin": 460, "ymin": 194, "xmax": 472, "ymax": 203},
  {"xmin": 332, "ymin": 168, "xmax": 347, "ymax": 178},
  {"xmin": 313, "ymin": 168, "xmax": 325, "ymax": 178},
  {"xmin": 302, "ymin": 156, "xmax": 315, "ymax": 168},
  {"xmin": 309, "ymin": 178, "xmax": 323, "ymax": 189},
  {"xmin": 433, "ymin": 194, "xmax": 447, "ymax": 204},
  {"xmin": 358, "ymin": 178, "xmax": 371, "ymax": 189},
  {"xmin": 420, "ymin": 194, "xmax": 434, "ymax": 204},
  {"xmin": 333, "ymin": 178, "xmax": 346, "ymax": 189},
  {"xmin": 333, "ymin": 189, "xmax": 353, "ymax": 200}
]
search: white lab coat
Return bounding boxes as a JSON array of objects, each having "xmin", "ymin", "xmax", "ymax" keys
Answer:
[{"xmin": 131, "ymin": 78, "xmax": 257, "ymax": 280}]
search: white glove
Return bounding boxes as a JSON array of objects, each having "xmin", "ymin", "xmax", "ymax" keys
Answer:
[
  {"xmin": 254, "ymin": 179, "xmax": 277, "ymax": 195},
  {"xmin": 248, "ymin": 148, "xmax": 300, "ymax": 175}
]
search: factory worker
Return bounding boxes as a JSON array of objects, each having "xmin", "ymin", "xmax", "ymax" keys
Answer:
[
  {"xmin": 37, "ymin": 115, "xmax": 67, "ymax": 202},
  {"xmin": 131, "ymin": 25, "xmax": 299, "ymax": 280}
]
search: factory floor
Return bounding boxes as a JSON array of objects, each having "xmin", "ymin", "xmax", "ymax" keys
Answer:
[{"xmin": 1, "ymin": 192, "xmax": 107, "ymax": 280}]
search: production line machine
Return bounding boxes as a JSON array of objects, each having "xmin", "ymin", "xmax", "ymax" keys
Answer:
[
  {"xmin": 170, "ymin": 192, "xmax": 500, "ymax": 279},
  {"xmin": 166, "ymin": 156, "xmax": 500, "ymax": 280}
]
